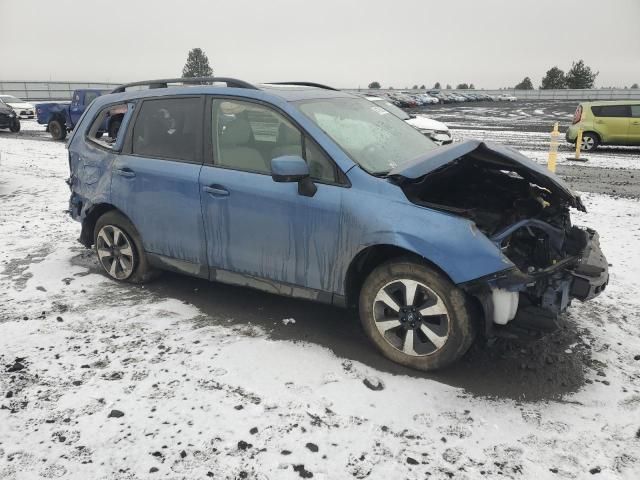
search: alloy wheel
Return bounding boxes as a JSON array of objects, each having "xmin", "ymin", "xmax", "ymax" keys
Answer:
[
  {"xmin": 581, "ymin": 135, "xmax": 595, "ymax": 151},
  {"xmin": 372, "ymin": 279, "xmax": 450, "ymax": 356},
  {"xmin": 96, "ymin": 225, "xmax": 135, "ymax": 280}
]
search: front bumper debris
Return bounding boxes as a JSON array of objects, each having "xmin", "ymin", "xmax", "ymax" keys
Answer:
[{"xmin": 461, "ymin": 227, "xmax": 608, "ymax": 334}]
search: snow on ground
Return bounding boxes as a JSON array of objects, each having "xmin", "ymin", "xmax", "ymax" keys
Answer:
[
  {"xmin": 450, "ymin": 129, "xmax": 640, "ymax": 170},
  {"xmin": 1, "ymin": 132, "xmax": 640, "ymax": 480}
]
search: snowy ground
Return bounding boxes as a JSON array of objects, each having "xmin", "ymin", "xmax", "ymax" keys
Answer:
[{"xmin": 1, "ymin": 114, "xmax": 640, "ymax": 479}]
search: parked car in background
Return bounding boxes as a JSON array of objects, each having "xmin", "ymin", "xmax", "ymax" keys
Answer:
[
  {"xmin": 36, "ymin": 89, "xmax": 120, "ymax": 140},
  {"xmin": 566, "ymin": 101, "xmax": 640, "ymax": 151},
  {"xmin": 365, "ymin": 95, "xmax": 453, "ymax": 145},
  {"xmin": 0, "ymin": 99, "xmax": 21, "ymax": 132},
  {"xmin": 498, "ymin": 94, "xmax": 517, "ymax": 102},
  {"xmin": 0, "ymin": 95, "xmax": 35, "ymax": 118},
  {"xmin": 66, "ymin": 77, "xmax": 608, "ymax": 371}
]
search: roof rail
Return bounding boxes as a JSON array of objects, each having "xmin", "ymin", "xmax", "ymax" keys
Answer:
[
  {"xmin": 110, "ymin": 77, "xmax": 258, "ymax": 93},
  {"xmin": 263, "ymin": 82, "xmax": 339, "ymax": 91}
]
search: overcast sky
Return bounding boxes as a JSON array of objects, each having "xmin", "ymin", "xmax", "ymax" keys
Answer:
[{"xmin": 2, "ymin": 0, "xmax": 639, "ymax": 89}]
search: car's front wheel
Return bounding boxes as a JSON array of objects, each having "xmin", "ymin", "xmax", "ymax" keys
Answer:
[
  {"xmin": 93, "ymin": 211, "xmax": 157, "ymax": 283},
  {"xmin": 9, "ymin": 119, "xmax": 20, "ymax": 133},
  {"xmin": 359, "ymin": 258, "xmax": 475, "ymax": 371}
]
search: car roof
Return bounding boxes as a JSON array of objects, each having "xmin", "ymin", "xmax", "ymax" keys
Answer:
[{"xmin": 580, "ymin": 100, "xmax": 640, "ymax": 106}]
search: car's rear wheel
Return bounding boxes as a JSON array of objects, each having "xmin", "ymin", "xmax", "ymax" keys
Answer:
[
  {"xmin": 581, "ymin": 132, "xmax": 599, "ymax": 152},
  {"xmin": 359, "ymin": 258, "xmax": 475, "ymax": 371},
  {"xmin": 9, "ymin": 119, "xmax": 20, "ymax": 133},
  {"xmin": 93, "ymin": 211, "xmax": 157, "ymax": 283},
  {"xmin": 48, "ymin": 119, "xmax": 66, "ymax": 141}
]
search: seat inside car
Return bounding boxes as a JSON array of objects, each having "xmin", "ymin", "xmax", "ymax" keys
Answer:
[
  {"xmin": 219, "ymin": 119, "xmax": 267, "ymax": 172},
  {"xmin": 271, "ymin": 122, "xmax": 303, "ymax": 160}
]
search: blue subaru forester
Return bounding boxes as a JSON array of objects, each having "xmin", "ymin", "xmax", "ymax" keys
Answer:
[{"xmin": 66, "ymin": 78, "xmax": 608, "ymax": 370}]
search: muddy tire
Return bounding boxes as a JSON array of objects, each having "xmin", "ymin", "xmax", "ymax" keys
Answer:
[
  {"xmin": 581, "ymin": 132, "xmax": 599, "ymax": 152},
  {"xmin": 48, "ymin": 119, "xmax": 66, "ymax": 141},
  {"xmin": 359, "ymin": 258, "xmax": 475, "ymax": 371},
  {"xmin": 93, "ymin": 210, "xmax": 158, "ymax": 284},
  {"xmin": 9, "ymin": 119, "xmax": 20, "ymax": 133}
]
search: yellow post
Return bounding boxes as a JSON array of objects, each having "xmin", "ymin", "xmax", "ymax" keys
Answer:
[
  {"xmin": 547, "ymin": 122, "xmax": 559, "ymax": 172},
  {"xmin": 574, "ymin": 128, "xmax": 583, "ymax": 160}
]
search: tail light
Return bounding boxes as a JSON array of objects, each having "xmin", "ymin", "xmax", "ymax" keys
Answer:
[{"xmin": 572, "ymin": 105, "xmax": 582, "ymax": 124}]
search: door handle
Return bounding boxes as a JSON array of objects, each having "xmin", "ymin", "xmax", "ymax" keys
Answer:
[
  {"xmin": 632, "ymin": 121, "xmax": 640, "ymax": 125},
  {"xmin": 203, "ymin": 185, "xmax": 229, "ymax": 197},
  {"xmin": 595, "ymin": 120, "xmax": 604, "ymax": 124},
  {"xmin": 116, "ymin": 167, "xmax": 136, "ymax": 178}
]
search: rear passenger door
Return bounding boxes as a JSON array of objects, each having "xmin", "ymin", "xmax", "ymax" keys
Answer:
[
  {"xmin": 591, "ymin": 104, "xmax": 631, "ymax": 143},
  {"xmin": 199, "ymin": 97, "xmax": 344, "ymax": 294},
  {"xmin": 629, "ymin": 105, "xmax": 640, "ymax": 144},
  {"xmin": 111, "ymin": 96, "xmax": 208, "ymax": 273}
]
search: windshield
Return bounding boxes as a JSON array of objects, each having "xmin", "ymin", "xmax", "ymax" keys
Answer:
[
  {"xmin": 295, "ymin": 97, "xmax": 436, "ymax": 174},
  {"xmin": 368, "ymin": 98, "xmax": 411, "ymax": 120},
  {"xmin": 0, "ymin": 96, "xmax": 22, "ymax": 103}
]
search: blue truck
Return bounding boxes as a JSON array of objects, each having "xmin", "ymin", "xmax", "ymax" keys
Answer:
[{"xmin": 36, "ymin": 89, "xmax": 123, "ymax": 141}]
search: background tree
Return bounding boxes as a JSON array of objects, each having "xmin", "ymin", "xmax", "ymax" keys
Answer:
[
  {"xmin": 514, "ymin": 76, "xmax": 534, "ymax": 90},
  {"xmin": 632, "ymin": 83, "xmax": 639, "ymax": 89},
  {"xmin": 456, "ymin": 83, "xmax": 469, "ymax": 89},
  {"xmin": 445, "ymin": 84, "xmax": 452, "ymax": 89},
  {"xmin": 540, "ymin": 67, "xmax": 566, "ymax": 89},
  {"xmin": 419, "ymin": 84, "xmax": 426, "ymax": 89},
  {"xmin": 434, "ymin": 82, "xmax": 441, "ymax": 89},
  {"xmin": 412, "ymin": 84, "xmax": 418, "ymax": 89},
  {"xmin": 368, "ymin": 81, "xmax": 381, "ymax": 89},
  {"xmin": 182, "ymin": 48, "xmax": 213, "ymax": 79},
  {"xmin": 565, "ymin": 60, "xmax": 598, "ymax": 89},
  {"xmin": 469, "ymin": 84, "xmax": 475, "ymax": 89}
]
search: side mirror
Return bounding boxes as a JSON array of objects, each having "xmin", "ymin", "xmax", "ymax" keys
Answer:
[
  {"xmin": 270, "ymin": 155, "xmax": 317, "ymax": 197},
  {"xmin": 271, "ymin": 155, "xmax": 310, "ymax": 182}
]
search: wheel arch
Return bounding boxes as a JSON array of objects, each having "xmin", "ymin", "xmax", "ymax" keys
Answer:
[
  {"xmin": 343, "ymin": 244, "xmax": 454, "ymax": 308},
  {"xmin": 80, "ymin": 203, "xmax": 124, "ymax": 247}
]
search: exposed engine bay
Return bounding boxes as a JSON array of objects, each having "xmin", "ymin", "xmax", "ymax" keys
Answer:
[
  {"xmin": 401, "ymin": 157, "xmax": 588, "ymax": 273},
  {"xmin": 389, "ymin": 141, "xmax": 609, "ymax": 331}
]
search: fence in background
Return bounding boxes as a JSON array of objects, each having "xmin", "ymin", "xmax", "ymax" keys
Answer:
[
  {"xmin": 0, "ymin": 81, "xmax": 120, "ymax": 101},
  {"xmin": 2, "ymin": 81, "xmax": 640, "ymax": 102},
  {"xmin": 352, "ymin": 88, "xmax": 640, "ymax": 101}
]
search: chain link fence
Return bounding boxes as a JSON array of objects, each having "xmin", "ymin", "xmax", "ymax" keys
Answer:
[
  {"xmin": 2, "ymin": 81, "xmax": 640, "ymax": 102},
  {"xmin": 0, "ymin": 81, "xmax": 120, "ymax": 101}
]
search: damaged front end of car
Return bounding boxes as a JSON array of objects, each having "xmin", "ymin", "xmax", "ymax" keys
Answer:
[{"xmin": 389, "ymin": 140, "xmax": 609, "ymax": 335}]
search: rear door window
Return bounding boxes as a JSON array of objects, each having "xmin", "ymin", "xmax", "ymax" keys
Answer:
[
  {"xmin": 630, "ymin": 105, "xmax": 640, "ymax": 118},
  {"xmin": 591, "ymin": 105, "xmax": 631, "ymax": 117},
  {"xmin": 132, "ymin": 97, "xmax": 202, "ymax": 163}
]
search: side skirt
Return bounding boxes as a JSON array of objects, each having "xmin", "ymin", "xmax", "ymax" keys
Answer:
[{"xmin": 146, "ymin": 252, "xmax": 344, "ymax": 307}]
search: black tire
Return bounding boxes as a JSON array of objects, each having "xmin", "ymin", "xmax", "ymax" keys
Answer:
[
  {"xmin": 93, "ymin": 210, "xmax": 158, "ymax": 284},
  {"xmin": 48, "ymin": 119, "xmax": 66, "ymax": 141},
  {"xmin": 9, "ymin": 119, "xmax": 20, "ymax": 133},
  {"xmin": 580, "ymin": 132, "xmax": 599, "ymax": 152},
  {"xmin": 359, "ymin": 258, "xmax": 475, "ymax": 371},
  {"xmin": 108, "ymin": 119, "xmax": 122, "ymax": 139}
]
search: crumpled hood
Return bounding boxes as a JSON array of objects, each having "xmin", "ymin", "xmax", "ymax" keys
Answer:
[
  {"xmin": 388, "ymin": 139, "xmax": 585, "ymax": 211},
  {"xmin": 406, "ymin": 115, "xmax": 449, "ymax": 132}
]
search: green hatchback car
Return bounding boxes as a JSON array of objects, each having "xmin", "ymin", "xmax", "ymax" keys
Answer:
[{"xmin": 566, "ymin": 100, "xmax": 640, "ymax": 151}]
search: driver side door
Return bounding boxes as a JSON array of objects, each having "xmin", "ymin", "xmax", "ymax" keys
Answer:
[{"xmin": 199, "ymin": 97, "xmax": 345, "ymax": 296}]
